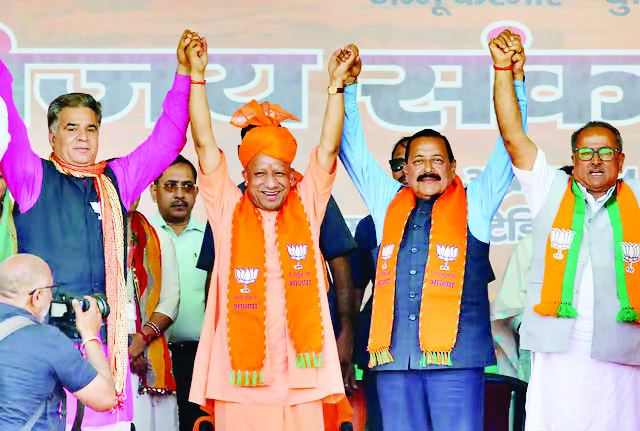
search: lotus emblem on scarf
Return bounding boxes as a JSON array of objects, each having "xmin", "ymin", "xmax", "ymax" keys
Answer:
[
  {"xmin": 436, "ymin": 244, "xmax": 459, "ymax": 270},
  {"xmin": 90, "ymin": 201, "xmax": 102, "ymax": 221},
  {"xmin": 550, "ymin": 228, "xmax": 576, "ymax": 260},
  {"xmin": 620, "ymin": 242, "xmax": 640, "ymax": 273},
  {"xmin": 380, "ymin": 243, "xmax": 395, "ymax": 269},
  {"xmin": 287, "ymin": 244, "xmax": 307, "ymax": 269},
  {"xmin": 235, "ymin": 268, "xmax": 259, "ymax": 293}
]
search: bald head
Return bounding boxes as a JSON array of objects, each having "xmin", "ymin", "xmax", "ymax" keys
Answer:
[{"xmin": 0, "ymin": 254, "xmax": 53, "ymax": 298}]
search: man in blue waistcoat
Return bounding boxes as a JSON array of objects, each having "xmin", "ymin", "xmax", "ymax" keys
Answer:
[{"xmin": 338, "ymin": 41, "xmax": 527, "ymax": 430}]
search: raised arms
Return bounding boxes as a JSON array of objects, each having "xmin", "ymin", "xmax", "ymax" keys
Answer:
[
  {"xmin": 316, "ymin": 46, "xmax": 356, "ymax": 172},
  {"xmin": 490, "ymin": 29, "xmax": 538, "ymax": 171},
  {"xmin": 187, "ymin": 35, "xmax": 220, "ymax": 175}
]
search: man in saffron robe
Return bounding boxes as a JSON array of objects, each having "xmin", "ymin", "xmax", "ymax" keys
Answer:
[
  {"xmin": 338, "ymin": 41, "xmax": 527, "ymax": 430},
  {"xmin": 186, "ymin": 35, "xmax": 355, "ymax": 431}
]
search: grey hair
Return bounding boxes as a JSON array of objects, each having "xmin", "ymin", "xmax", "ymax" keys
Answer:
[{"xmin": 47, "ymin": 93, "xmax": 102, "ymax": 134}]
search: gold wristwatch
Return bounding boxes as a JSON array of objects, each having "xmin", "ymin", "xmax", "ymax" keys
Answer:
[{"xmin": 327, "ymin": 84, "xmax": 344, "ymax": 95}]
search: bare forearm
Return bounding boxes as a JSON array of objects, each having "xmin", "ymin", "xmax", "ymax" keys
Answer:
[
  {"xmin": 189, "ymin": 71, "xmax": 221, "ymax": 174},
  {"xmin": 494, "ymin": 71, "xmax": 536, "ymax": 170},
  {"xmin": 494, "ymin": 70, "xmax": 523, "ymax": 141},
  {"xmin": 317, "ymin": 86, "xmax": 345, "ymax": 172}
]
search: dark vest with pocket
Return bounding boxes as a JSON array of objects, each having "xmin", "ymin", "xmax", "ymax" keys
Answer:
[
  {"xmin": 373, "ymin": 197, "xmax": 496, "ymax": 371},
  {"xmin": 13, "ymin": 160, "xmax": 127, "ymax": 298}
]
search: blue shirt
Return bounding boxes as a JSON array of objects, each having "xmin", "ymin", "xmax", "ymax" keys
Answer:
[
  {"xmin": 0, "ymin": 304, "xmax": 97, "ymax": 431},
  {"xmin": 340, "ymin": 82, "xmax": 527, "ymax": 371}
]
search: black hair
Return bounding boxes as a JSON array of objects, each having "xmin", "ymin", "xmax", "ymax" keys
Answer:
[
  {"xmin": 391, "ymin": 136, "xmax": 411, "ymax": 159},
  {"xmin": 559, "ymin": 165, "xmax": 574, "ymax": 176},
  {"xmin": 404, "ymin": 129, "xmax": 454, "ymax": 162},
  {"xmin": 154, "ymin": 155, "xmax": 197, "ymax": 184},
  {"xmin": 240, "ymin": 125, "xmax": 257, "ymax": 140},
  {"xmin": 571, "ymin": 121, "xmax": 623, "ymax": 153}
]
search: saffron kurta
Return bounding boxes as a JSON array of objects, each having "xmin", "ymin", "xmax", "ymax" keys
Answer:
[{"xmin": 190, "ymin": 148, "xmax": 344, "ymax": 411}]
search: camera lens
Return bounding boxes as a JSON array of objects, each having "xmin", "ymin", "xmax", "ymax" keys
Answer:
[{"xmin": 80, "ymin": 294, "xmax": 110, "ymax": 320}]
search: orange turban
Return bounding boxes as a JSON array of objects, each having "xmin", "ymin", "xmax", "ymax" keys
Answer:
[{"xmin": 230, "ymin": 100, "xmax": 300, "ymax": 168}]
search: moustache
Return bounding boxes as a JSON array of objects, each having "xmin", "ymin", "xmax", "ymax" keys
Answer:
[
  {"xmin": 170, "ymin": 200, "xmax": 187, "ymax": 207},
  {"xmin": 417, "ymin": 172, "xmax": 441, "ymax": 182}
]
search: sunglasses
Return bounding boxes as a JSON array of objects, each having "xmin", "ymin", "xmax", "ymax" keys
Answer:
[
  {"xmin": 389, "ymin": 158, "xmax": 405, "ymax": 172},
  {"xmin": 574, "ymin": 147, "xmax": 619, "ymax": 162}
]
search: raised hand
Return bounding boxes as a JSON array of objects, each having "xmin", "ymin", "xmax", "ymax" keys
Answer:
[
  {"xmin": 328, "ymin": 46, "xmax": 357, "ymax": 87},
  {"xmin": 187, "ymin": 34, "xmax": 208, "ymax": 80},
  {"xmin": 343, "ymin": 44, "xmax": 361, "ymax": 85},
  {"xmin": 176, "ymin": 29, "xmax": 194, "ymax": 76},
  {"xmin": 488, "ymin": 28, "xmax": 519, "ymax": 69},
  {"xmin": 510, "ymin": 35, "xmax": 526, "ymax": 81}
]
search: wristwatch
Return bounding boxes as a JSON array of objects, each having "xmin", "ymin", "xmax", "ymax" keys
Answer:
[{"xmin": 327, "ymin": 84, "xmax": 344, "ymax": 95}]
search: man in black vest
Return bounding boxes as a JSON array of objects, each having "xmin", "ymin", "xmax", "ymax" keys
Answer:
[{"xmin": 0, "ymin": 29, "xmax": 199, "ymax": 428}]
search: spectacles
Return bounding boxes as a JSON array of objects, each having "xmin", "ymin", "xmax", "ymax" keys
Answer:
[
  {"xmin": 28, "ymin": 283, "xmax": 59, "ymax": 296},
  {"xmin": 575, "ymin": 147, "xmax": 619, "ymax": 162},
  {"xmin": 160, "ymin": 182, "xmax": 196, "ymax": 193},
  {"xmin": 389, "ymin": 158, "xmax": 405, "ymax": 172}
]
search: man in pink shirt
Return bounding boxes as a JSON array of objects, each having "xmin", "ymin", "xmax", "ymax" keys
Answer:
[
  {"xmin": 186, "ymin": 35, "xmax": 356, "ymax": 431},
  {"xmin": 0, "ymin": 30, "xmax": 198, "ymax": 430}
]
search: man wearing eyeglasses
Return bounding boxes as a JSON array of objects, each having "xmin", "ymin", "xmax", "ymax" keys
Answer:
[
  {"xmin": 492, "ymin": 30, "xmax": 640, "ymax": 430},
  {"xmin": 149, "ymin": 155, "xmax": 209, "ymax": 431},
  {"xmin": 0, "ymin": 254, "xmax": 116, "ymax": 431}
]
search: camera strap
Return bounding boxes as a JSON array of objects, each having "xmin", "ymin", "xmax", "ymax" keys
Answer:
[
  {"xmin": 0, "ymin": 315, "xmax": 36, "ymax": 342},
  {"xmin": 0, "ymin": 315, "xmax": 47, "ymax": 431}
]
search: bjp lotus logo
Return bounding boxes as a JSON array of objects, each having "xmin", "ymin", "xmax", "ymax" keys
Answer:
[
  {"xmin": 235, "ymin": 268, "xmax": 259, "ymax": 293},
  {"xmin": 436, "ymin": 244, "xmax": 459, "ymax": 270},
  {"xmin": 287, "ymin": 244, "xmax": 307, "ymax": 269},
  {"xmin": 380, "ymin": 243, "xmax": 395, "ymax": 269},
  {"xmin": 620, "ymin": 242, "xmax": 640, "ymax": 273},
  {"xmin": 550, "ymin": 228, "xmax": 576, "ymax": 260}
]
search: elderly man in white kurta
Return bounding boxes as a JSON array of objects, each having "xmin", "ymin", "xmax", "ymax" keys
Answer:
[{"xmin": 491, "ymin": 30, "xmax": 640, "ymax": 431}]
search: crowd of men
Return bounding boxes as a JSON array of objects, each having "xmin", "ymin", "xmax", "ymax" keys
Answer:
[{"xmin": 0, "ymin": 27, "xmax": 637, "ymax": 431}]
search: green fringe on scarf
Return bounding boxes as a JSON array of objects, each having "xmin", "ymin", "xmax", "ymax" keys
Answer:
[
  {"xmin": 230, "ymin": 370, "xmax": 264, "ymax": 387},
  {"xmin": 295, "ymin": 352, "xmax": 322, "ymax": 368}
]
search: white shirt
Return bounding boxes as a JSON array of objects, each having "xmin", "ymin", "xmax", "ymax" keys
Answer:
[{"xmin": 513, "ymin": 149, "xmax": 640, "ymax": 431}]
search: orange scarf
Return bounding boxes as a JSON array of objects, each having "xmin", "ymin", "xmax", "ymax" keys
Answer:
[
  {"xmin": 50, "ymin": 153, "xmax": 127, "ymax": 406},
  {"xmin": 368, "ymin": 177, "xmax": 468, "ymax": 367},
  {"xmin": 536, "ymin": 179, "xmax": 640, "ymax": 322},
  {"xmin": 228, "ymin": 191, "xmax": 324, "ymax": 386},
  {"xmin": 129, "ymin": 212, "xmax": 176, "ymax": 394},
  {"xmin": 226, "ymin": 99, "xmax": 323, "ymax": 386}
]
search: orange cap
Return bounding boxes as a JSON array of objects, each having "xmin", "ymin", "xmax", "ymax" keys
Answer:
[{"xmin": 230, "ymin": 100, "xmax": 300, "ymax": 168}]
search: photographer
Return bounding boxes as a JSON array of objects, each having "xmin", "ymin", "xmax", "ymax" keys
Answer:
[{"xmin": 0, "ymin": 254, "xmax": 116, "ymax": 430}]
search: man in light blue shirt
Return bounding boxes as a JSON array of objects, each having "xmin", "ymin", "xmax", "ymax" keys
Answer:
[
  {"xmin": 338, "ymin": 44, "xmax": 528, "ymax": 431},
  {"xmin": 149, "ymin": 155, "xmax": 210, "ymax": 431}
]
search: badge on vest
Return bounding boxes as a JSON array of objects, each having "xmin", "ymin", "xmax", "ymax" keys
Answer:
[
  {"xmin": 90, "ymin": 201, "xmax": 102, "ymax": 221},
  {"xmin": 620, "ymin": 242, "xmax": 640, "ymax": 273},
  {"xmin": 550, "ymin": 228, "xmax": 576, "ymax": 260},
  {"xmin": 436, "ymin": 244, "xmax": 459, "ymax": 270},
  {"xmin": 380, "ymin": 243, "xmax": 395, "ymax": 269},
  {"xmin": 287, "ymin": 244, "xmax": 308, "ymax": 269},
  {"xmin": 235, "ymin": 268, "xmax": 259, "ymax": 293}
]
